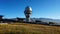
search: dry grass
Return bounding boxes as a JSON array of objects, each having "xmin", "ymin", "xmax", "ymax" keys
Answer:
[{"xmin": 0, "ymin": 23, "xmax": 60, "ymax": 34}]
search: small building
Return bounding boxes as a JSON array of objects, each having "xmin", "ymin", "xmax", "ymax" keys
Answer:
[
  {"xmin": 0, "ymin": 15, "xmax": 3, "ymax": 23},
  {"xmin": 0, "ymin": 15, "xmax": 3, "ymax": 20}
]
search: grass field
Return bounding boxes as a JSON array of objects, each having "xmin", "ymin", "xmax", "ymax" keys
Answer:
[{"xmin": 0, "ymin": 23, "xmax": 60, "ymax": 34}]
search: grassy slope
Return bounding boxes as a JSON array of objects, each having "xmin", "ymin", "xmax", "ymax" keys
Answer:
[{"xmin": 0, "ymin": 23, "xmax": 60, "ymax": 34}]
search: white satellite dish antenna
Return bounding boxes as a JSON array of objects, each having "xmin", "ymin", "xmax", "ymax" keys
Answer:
[{"xmin": 24, "ymin": 6, "xmax": 32, "ymax": 22}]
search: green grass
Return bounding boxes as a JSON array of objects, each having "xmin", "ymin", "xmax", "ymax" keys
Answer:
[{"xmin": 0, "ymin": 23, "xmax": 60, "ymax": 34}]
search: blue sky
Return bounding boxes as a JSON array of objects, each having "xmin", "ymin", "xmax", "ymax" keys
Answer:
[{"xmin": 0, "ymin": 0, "xmax": 60, "ymax": 19}]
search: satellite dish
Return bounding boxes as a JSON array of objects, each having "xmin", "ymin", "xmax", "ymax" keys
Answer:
[
  {"xmin": 24, "ymin": 6, "xmax": 32, "ymax": 22},
  {"xmin": 24, "ymin": 6, "xmax": 32, "ymax": 14},
  {"xmin": 25, "ymin": 6, "xmax": 32, "ymax": 12}
]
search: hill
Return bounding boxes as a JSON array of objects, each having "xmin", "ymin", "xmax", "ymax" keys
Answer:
[
  {"xmin": 32, "ymin": 18, "xmax": 60, "ymax": 23},
  {"xmin": 0, "ymin": 23, "xmax": 60, "ymax": 34}
]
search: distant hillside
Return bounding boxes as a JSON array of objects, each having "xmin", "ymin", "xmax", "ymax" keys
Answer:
[{"xmin": 31, "ymin": 18, "xmax": 60, "ymax": 23}]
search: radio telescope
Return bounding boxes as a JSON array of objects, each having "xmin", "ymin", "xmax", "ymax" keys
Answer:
[{"xmin": 24, "ymin": 6, "xmax": 32, "ymax": 22}]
